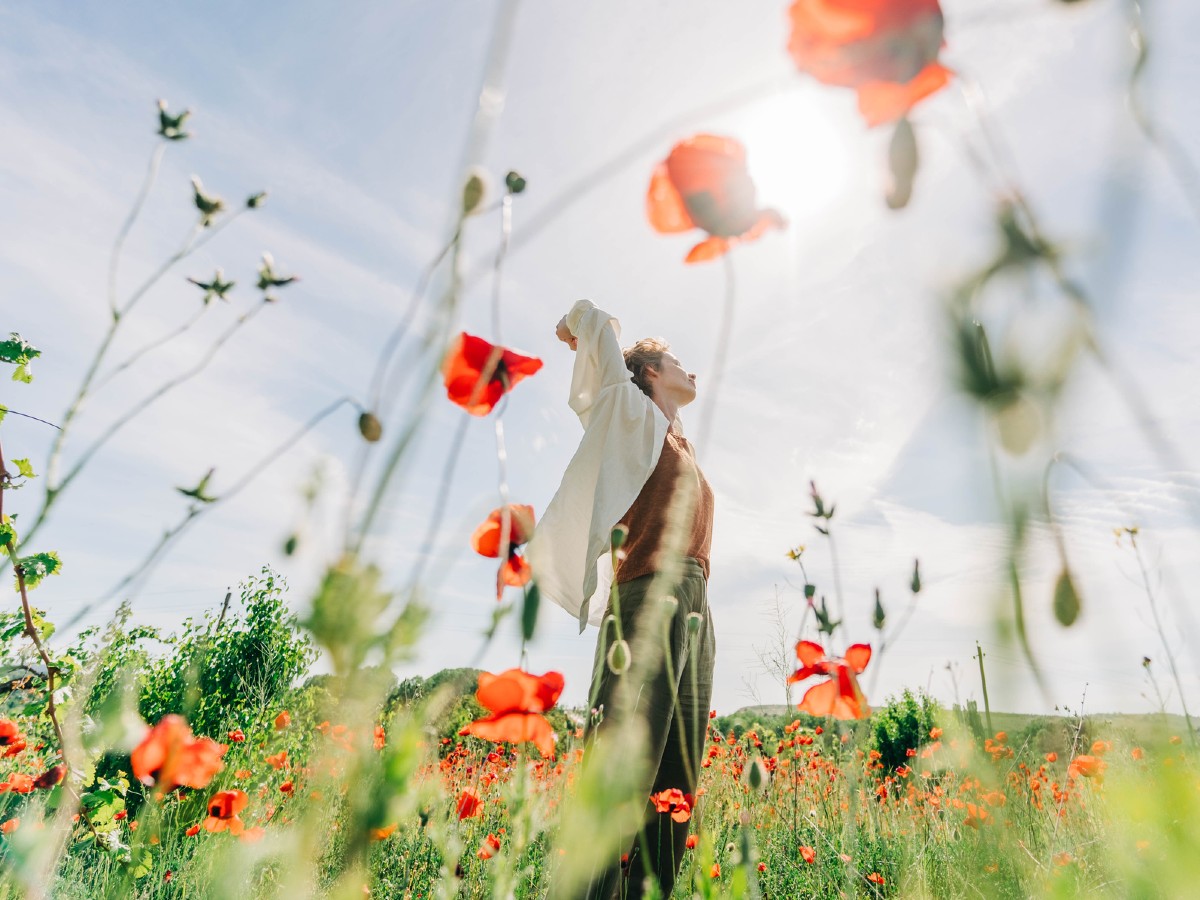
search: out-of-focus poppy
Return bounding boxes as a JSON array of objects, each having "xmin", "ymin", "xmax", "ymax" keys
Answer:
[
  {"xmin": 788, "ymin": 641, "xmax": 872, "ymax": 720},
  {"xmin": 443, "ymin": 333, "xmax": 543, "ymax": 416},
  {"xmin": 1, "ymin": 818, "xmax": 18, "ymax": 834},
  {"xmin": 274, "ymin": 711, "xmax": 291, "ymax": 730},
  {"xmin": 866, "ymin": 872, "xmax": 886, "ymax": 885},
  {"xmin": 371, "ymin": 823, "xmax": 398, "ymax": 841},
  {"xmin": 0, "ymin": 720, "xmax": 25, "ymax": 758},
  {"xmin": 800, "ymin": 845, "xmax": 816, "ymax": 864},
  {"xmin": 787, "ymin": 0, "xmax": 951, "ymax": 126},
  {"xmin": 472, "ymin": 505, "xmax": 537, "ymax": 599},
  {"xmin": 478, "ymin": 833, "xmax": 502, "ymax": 860},
  {"xmin": 131, "ymin": 715, "xmax": 226, "ymax": 791},
  {"xmin": 459, "ymin": 669, "xmax": 565, "ymax": 758},
  {"xmin": 374, "ymin": 725, "xmax": 386, "ymax": 751},
  {"xmin": 185, "ymin": 824, "xmax": 201, "ymax": 837},
  {"xmin": 686, "ymin": 834, "xmax": 699, "ymax": 850},
  {"xmin": 1067, "ymin": 754, "xmax": 1106, "ymax": 781},
  {"xmin": 647, "ymin": 134, "xmax": 786, "ymax": 264},
  {"xmin": 650, "ymin": 788, "xmax": 694, "ymax": 823},
  {"xmin": 227, "ymin": 728, "xmax": 246, "ymax": 743},
  {"xmin": 0, "ymin": 773, "xmax": 33, "ymax": 794},
  {"xmin": 265, "ymin": 751, "xmax": 288, "ymax": 770},
  {"xmin": 203, "ymin": 789, "xmax": 248, "ymax": 836},
  {"xmin": 457, "ymin": 789, "xmax": 482, "ymax": 820},
  {"xmin": 33, "ymin": 765, "xmax": 64, "ymax": 790}
]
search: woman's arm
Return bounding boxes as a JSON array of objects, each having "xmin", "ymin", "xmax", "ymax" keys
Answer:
[{"xmin": 560, "ymin": 299, "xmax": 633, "ymax": 425}]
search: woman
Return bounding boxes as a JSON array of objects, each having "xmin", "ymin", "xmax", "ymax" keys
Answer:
[{"xmin": 528, "ymin": 299, "xmax": 716, "ymax": 899}]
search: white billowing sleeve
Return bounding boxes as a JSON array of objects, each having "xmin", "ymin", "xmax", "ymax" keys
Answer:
[{"xmin": 527, "ymin": 300, "xmax": 670, "ymax": 633}]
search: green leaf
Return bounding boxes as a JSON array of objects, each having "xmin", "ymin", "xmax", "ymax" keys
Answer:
[
  {"xmin": 0, "ymin": 519, "xmax": 15, "ymax": 549},
  {"xmin": 0, "ymin": 404, "xmax": 7, "ymax": 424},
  {"xmin": 0, "ymin": 334, "xmax": 40, "ymax": 384},
  {"xmin": 14, "ymin": 551, "xmax": 62, "ymax": 590},
  {"xmin": 11, "ymin": 459, "xmax": 34, "ymax": 479}
]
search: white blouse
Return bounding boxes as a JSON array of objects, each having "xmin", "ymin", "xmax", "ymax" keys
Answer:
[{"xmin": 526, "ymin": 299, "xmax": 675, "ymax": 632}]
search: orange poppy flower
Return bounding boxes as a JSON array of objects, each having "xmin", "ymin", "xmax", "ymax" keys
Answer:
[
  {"xmin": 647, "ymin": 134, "xmax": 786, "ymax": 264},
  {"xmin": 0, "ymin": 773, "xmax": 33, "ymax": 794},
  {"xmin": 478, "ymin": 832, "xmax": 502, "ymax": 860},
  {"xmin": 866, "ymin": 872, "xmax": 886, "ymax": 885},
  {"xmin": 274, "ymin": 711, "xmax": 291, "ymax": 730},
  {"xmin": 685, "ymin": 834, "xmax": 699, "ymax": 850},
  {"xmin": 265, "ymin": 751, "xmax": 288, "ymax": 770},
  {"xmin": 789, "ymin": 640, "xmax": 872, "ymax": 720},
  {"xmin": 787, "ymin": 0, "xmax": 951, "ymax": 126},
  {"xmin": 471, "ymin": 505, "xmax": 537, "ymax": 599},
  {"xmin": 800, "ymin": 845, "xmax": 816, "ymax": 864},
  {"xmin": 458, "ymin": 669, "xmax": 565, "ymax": 758},
  {"xmin": 650, "ymin": 788, "xmax": 694, "ymax": 823},
  {"xmin": 1067, "ymin": 754, "xmax": 1106, "ymax": 781},
  {"xmin": 371, "ymin": 823, "xmax": 398, "ymax": 841},
  {"xmin": 442, "ymin": 333, "xmax": 543, "ymax": 416},
  {"xmin": 203, "ymin": 789, "xmax": 248, "ymax": 836},
  {"xmin": 131, "ymin": 715, "xmax": 226, "ymax": 791},
  {"xmin": 1, "ymin": 818, "xmax": 18, "ymax": 834}
]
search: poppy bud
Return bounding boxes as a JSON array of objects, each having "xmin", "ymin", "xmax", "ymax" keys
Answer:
[
  {"xmin": 505, "ymin": 171, "xmax": 527, "ymax": 195},
  {"xmin": 885, "ymin": 116, "xmax": 918, "ymax": 210},
  {"xmin": 358, "ymin": 411, "xmax": 383, "ymax": 443},
  {"xmin": 872, "ymin": 589, "xmax": 886, "ymax": 631},
  {"xmin": 283, "ymin": 534, "xmax": 299, "ymax": 556},
  {"xmin": 743, "ymin": 757, "xmax": 769, "ymax": 791},
  {"xmin": 1053, "ymin": 568, "xmax": 1080, "ymax": 626},
  {"xmin": 246, "ymin": 191, "xmax": 268, "ymax": 209},
  {"xmin": 686, "ymin": 612, "xmax": 704, "ymax": 635},
  {"xmin": 607, "ymin": 639, "xmax": 631, "ymax": 674},
  {"xmin": 461, "ymin": 168, "xmax": 489, "ymax": 217},
  {"xmin": 610, "ymin": 525, "xmax": 629, "ymax": 551},
  {"xmin": 804, "ymin": 584, "xmax": 816, "ymax": 600},
  {"xmin": 910, "ymin": 559, "xmax": 921, "ymax": 594}
]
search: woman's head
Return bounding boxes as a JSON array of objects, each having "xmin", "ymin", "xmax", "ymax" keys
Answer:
[{"xmin": 623, "ymin": 338, "xmax": 697, "ymax": 406}]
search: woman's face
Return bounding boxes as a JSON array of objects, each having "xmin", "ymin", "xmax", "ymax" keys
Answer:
[{"xmin": 652, "ymin": 352, "xmax": 698, "ymax": 405}]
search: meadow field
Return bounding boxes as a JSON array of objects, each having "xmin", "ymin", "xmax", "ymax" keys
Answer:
[{"xmin": 5, "ymin": 0, "xmax": 1200, "ymax": 897}]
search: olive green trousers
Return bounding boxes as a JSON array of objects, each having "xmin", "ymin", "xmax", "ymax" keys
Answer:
[{"xmin": 580, "ymin": 558, "xmax": 716, "ymax": 900}]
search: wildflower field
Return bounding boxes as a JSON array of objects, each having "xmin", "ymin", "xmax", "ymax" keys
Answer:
[{"xmin": 5, "ymin": 0, "xmax": 1200, "ymax": 897}]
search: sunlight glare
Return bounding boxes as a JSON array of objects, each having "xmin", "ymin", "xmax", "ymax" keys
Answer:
[{"xmin": 737, "ymin": 89, "xmax": 853, "ymax": 224}]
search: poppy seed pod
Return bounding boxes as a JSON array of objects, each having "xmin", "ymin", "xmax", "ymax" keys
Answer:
[
  {"xmin": 607, "ymin": 639, "xmax": 631, "ymax": 674},
  {"xmin": 462, "ymin": 168, "xmax": 489, "ymax": 217},
  {"xmin": 744, "ymin": 757, "xmax": 769, "ymax": 791}
]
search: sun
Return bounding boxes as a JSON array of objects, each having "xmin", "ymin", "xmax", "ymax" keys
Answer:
[{"xmin": 734, "ymin": 87, "xmax": 855, "ymax": 224}]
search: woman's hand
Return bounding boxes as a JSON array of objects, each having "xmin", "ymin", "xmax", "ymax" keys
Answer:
[{"xmin": 556, "ymin": 315, "xmax": 578, "ymax": 351}]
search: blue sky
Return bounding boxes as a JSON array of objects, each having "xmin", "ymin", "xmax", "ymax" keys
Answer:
[{"xmin": 4, "ymin": 0, "xmax": 1200, "ymax": 718}]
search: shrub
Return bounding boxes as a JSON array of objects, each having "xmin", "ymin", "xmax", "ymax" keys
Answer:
[
  {"xmin": 138, "ymin": 566, "xmax": 315, "ymax": 737},
  {"xmin": 871, "ymin": 689, "xmax": 941, "ymax": 771}
]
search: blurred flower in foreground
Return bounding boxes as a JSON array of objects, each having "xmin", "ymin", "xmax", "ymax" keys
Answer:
[
  {"xmin": 442, "ymin": 333, "xmax": 543, "ymax": 416},
  {"xmin": 131, "ymin": 715, "xmax": 226, "ymax": 791},
  {"xmin": 459, "ymin": 668, "xmax": 564, "ymax": 758},
  {"xmin": 471, "ymin": 504, "xmax": 536, "ymax": 599},
  {"xmin": 788, "ymin": 640, "xmax": 872, "ymax": 719},
  {"xmin": 787, "ymin": 0, "xmax": 951, "ymax": 126},
  {"xmin": 1067, "ymin": 754, "xmax": 1106, "ymax": 782},
  {"xmin": 646, "ymin": 134, "xmax": 786, "ymax": 263}
]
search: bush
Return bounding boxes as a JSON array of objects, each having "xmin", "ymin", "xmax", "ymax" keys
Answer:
[
  {"xmin": 138, "ymin": 566, "xmax": 315, "ymax": 737},
  {"xmin": 871, "ymin": 689, "xmax": 941, "ymax": 771}
]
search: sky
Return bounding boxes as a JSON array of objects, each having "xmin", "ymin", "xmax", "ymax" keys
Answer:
[{"xmin": 3, "ymin": 0, "xmax": 1200, "ymax": 720}]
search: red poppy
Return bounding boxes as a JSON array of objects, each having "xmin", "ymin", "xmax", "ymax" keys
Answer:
[
  {"xmin": 787, "ymin": 0, "xmax": 951, "ymax": 126},
  {"xmin": 478, "ymin": 832, "xmax": 502, "ymax": 860},
  {"xmin": 471, "ymin": 505, "xmax": 537, "ymax": 599},
  {"xmin": 374, "ymin": 725, "xmax": 386, "ymax": 751},
  {"xmin": 800, "ymin": 845, "xmax": 816, "ymax": 864},
  {"xmin": 265, "ymin": 751, "xmax": 288, "ymax": 770},
  {"xmin": 185, "ymin": 824, "xmax": 201, "ymax": 837},
  {"xmin": 0, "ymin": 773, "xmax": 33, "ymax": 794},
  {"xmin": 371, "ymin": 823, "xmax": 398, "ymax": 841},
  {"xmin": 647, "ymin": 134, "xmax": 786, "ymax": 264},
  {"xmin": 0, "ymin": 720, "xmax": 26, "ymax": 758},
  {"xmin": 442, "ymin": 333, "xmax": 543, "ymax": 416},
  {"xmin": 457, "ymin": 789, "xmax": 482, "ymax": 820},
  {"xmin": 131, "ymin": 715, "xmax": 226, "ymax": 791},
  {"xmin": 1, "ymin": 818, "xmax": 18, "ymax": 834},
  {"xmin": 274, "ymin": 711, "xmax": 291, "ymax": 730},
  {"xmin": 650, "ymin": 788, "xmax": 694, "ymax": 823},
  {"xmin": 459, "ymin": 669, "xmax": 565, "ymax": 759},
  {"xmin": 686, "ymin": 834, "xmax": 699, "ymax": 850},
  {"xmin": 866, "ymin": 872, "xmax": 886, "ymax": 885},
  {"xmin": 227, "ymin": 728, "xmax": 245, "ymax": 743},
  {"xmin": 789, "ymin": 640, "xmax": 872, "ymax": 720},
  {"xmin": 203, "ymin": 789, "xmax": 248, "ymax": 835}
]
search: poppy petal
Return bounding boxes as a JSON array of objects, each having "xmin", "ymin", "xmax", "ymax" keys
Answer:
[
  {"xmin": 844, "ymin": 643, "xmax": 872, "ymax": 674},
  {"xmin": 798, "ymin": 679, "xmax": 841, "ymax": 717},
  {"xmin": 647, "ymin": 163, "xmax": 695, "ymax": 234},
  {"xmin": 685, "ymin": 236, "xmax": 731, "ymax": 264},
  {"xmin": 796, "ymin": 640, "xmax": 827, "ymax": 668}
]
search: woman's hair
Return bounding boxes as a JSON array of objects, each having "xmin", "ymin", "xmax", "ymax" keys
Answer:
[{"xmin": 623, "ymin": 338, "xmax": 670, "ymax": 398}]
